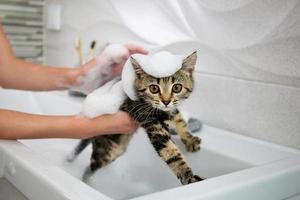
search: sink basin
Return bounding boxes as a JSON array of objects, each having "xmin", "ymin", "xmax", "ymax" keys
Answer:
[{"xmin": 0, "ymin": 89, "xmax": 299, "ymax": 200}]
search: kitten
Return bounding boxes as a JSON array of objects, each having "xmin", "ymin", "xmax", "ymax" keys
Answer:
[{"xmin": 69, "ymin": 52, "xmax": 203, "ymax": 185}]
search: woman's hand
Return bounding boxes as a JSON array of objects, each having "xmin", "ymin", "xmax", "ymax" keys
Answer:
[
  {"xmin": 84, "ymin": 111, "xmax": 138, "ymax": 138},
  {"xmin": 108, "ymin": 111, "xmax": 139, "ymax": 134},
  {"xmin": 0, "ymin": 109, "xmax": 138, "ymax": 140},
  {"xmin": 110, "ymin": 44, "xmax": 149, "ymax": 78},
  {"xmin": 71, "ymin": 44, "xmax": 148, "ymax": 94}
]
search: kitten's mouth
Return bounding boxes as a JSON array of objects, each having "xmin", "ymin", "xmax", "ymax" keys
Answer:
[
  {"xmin": 147, "ymin": 99, "xmax": 176, "ymax": 112},
  {"xmin": 154, "ymin": 104, "xmax": 175, "ymax": 112},
  {"xmin": 161, "ymin": 107, "xmax": 173, "ymax": 112}
]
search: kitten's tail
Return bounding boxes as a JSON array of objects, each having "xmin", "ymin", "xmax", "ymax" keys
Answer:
[{"xmin": 66, "ymin": 138, "xmax": 92, "ymax": 162}]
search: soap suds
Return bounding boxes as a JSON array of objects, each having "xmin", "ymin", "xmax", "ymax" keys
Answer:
[
  {"xmin": 82, "ymin": 78, "xmax": 125, "ymax": 118},
  {"xmin": 134, "ymin": 51, "xmax": 183, "ymax": 78},
  {"xmin": 71, "ymin": 44, "xmax": 129, "ymax": 95},
  {"xmin": 100, "ymin": 44, "xmax": 130, "ymax": 64}
]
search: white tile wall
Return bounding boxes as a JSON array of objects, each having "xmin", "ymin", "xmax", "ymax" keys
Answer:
[
  {"xmin": 181, "ymin": 74, "xmax": 300, "ymax": 149},
  {"xmin": 0, "ymin": 0, "xmax": 45, "ymax": 63},
  {"xmin": 44, "ymin": 0, "xmax": 300, "ymax": 149}
]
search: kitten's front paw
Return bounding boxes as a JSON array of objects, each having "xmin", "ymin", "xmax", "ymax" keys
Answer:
[{"xmin": 185, "ymin": 136, "xmax": 201, "ymax": 152}]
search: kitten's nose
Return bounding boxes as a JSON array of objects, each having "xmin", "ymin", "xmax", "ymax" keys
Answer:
[{"xmin": 162, "ymin": 100, "xmax": 171, "ymax": 106}]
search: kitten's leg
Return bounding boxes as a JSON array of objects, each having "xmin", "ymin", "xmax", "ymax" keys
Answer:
[
  {"xmin": 82, "ymin": 134, "xmax": 132, "ymax": 181},
  {"xmin": 82, "ymin": 149, "xmax": 104, "ymax": 182},
  {"xmin": 67, "ymin": 138, "xmax": 92, "ymax": 162},
  {"xmin": 171, "ymin": 111, "xmax": 201, "ymax": 152},
  {"xmin": 144, "ymin": 122, "xmax": 203, "ymax": 185}
]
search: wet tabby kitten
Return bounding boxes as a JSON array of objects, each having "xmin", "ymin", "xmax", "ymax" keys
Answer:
[{"xmin": 69, "ymin": 52, "xmax": 203, "ymax": 185}]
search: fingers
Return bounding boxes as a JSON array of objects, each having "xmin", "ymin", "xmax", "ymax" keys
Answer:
[
  {"xmin": 113, "ymin": 111, "xmax": 138, "ymax": 134},
  {"xmin": 125, "ymin": 44, "xmax": 149, "ymax": 55},
  {"xmin": 111, "ymin": 63, "xmax": 124, "ymax": 77},
  {"xmin": 77, "ymin": 43, "xmax": 148, "ymax": 93}
]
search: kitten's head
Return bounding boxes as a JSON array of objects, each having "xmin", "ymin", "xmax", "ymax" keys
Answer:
[{"xmin": 131, "ymin": 51, "xmax": 197, "ymax": 111}]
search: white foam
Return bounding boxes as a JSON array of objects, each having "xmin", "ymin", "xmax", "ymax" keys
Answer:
[
  {"xmin": 134, "ymin": 51, "xmax": 183, "ymax": 77},
  {"xmin": 101, "ymin": 44, "xmax": 129, "ymax": 63},
  {"xmin": 71, "ymin": 44, "xmax": 129, "ymax": 95},
  {"xmin": 121, "ymin": 59, "xmax": 137, "ymax": 100},
  {"xmin": 82, "ymin": 78, "xmax": 126, "ymax": 118}
]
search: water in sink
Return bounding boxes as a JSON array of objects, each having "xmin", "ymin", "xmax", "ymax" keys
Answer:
[{"xmin": 20, "ymin": 130, "xmax": 252, "ymax": 200}]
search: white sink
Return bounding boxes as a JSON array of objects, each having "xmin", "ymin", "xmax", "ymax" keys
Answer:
[{"xmin": 0, "ymin": 89, "xmax": 299, "ymax": 200}]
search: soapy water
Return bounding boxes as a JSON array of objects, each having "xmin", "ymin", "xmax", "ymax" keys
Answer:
[
  {"xmin": 20, "ymin": 131, "xmax": 251, "ymax": 200},
  {"xmin": 21, "ymin": 134, "xmax": 178, "ymax": 200},
  {"xmin": 20, "ymin": 133, "xmax": 180, "ymax": 199}
]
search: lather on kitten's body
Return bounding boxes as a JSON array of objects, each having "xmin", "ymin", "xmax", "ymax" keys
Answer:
[{"xmin": 69, "ymin": 52, "xmax": 203, "ymax": 185}]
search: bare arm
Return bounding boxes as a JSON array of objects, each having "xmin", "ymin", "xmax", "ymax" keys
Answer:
[
  {"xmin": 0, "ymin": 26, "xmax": 85, "ymax": 90},
  {"xmin": 0, "ymin": 25, "xmax": 146, "ymax": 139},
  {"xmin": 0, "ymin": 26, "xmax": 148, "ymax": 91},
  {"xmin": 0, "ymin": 110, "xmax": 137, "ymax": 139}
]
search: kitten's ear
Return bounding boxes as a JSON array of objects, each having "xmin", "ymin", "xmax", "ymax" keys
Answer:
[
  {"xmin": 130, "ymin": 56, "xmax": 145, "ymax": 77},
  {"xmin": 181, "ymin": 51, "xmax": 197, "ymax": 74}
]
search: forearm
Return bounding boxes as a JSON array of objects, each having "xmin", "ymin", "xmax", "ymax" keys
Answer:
[
  {"xmin": 0, "ymin": 25, "xmax": 95, "ymax": 91},
  {"xmin": 0, "ymin": 109, "xmax": 115, "ymax": 139},
  {"xmin": 0, "ymin": 58, "xmax": 82, "ymax": 91},
  {"xmin": 0, "ymin": 26, "xmax": 147, "ymax": 92}
]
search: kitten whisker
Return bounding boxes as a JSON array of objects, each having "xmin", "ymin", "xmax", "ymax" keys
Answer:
[
  {"xmin": 133, "ymin": 104, "xmax": 148, "ymax": 117},
  {"xmin": 144, "ymin": 107, "xmax": 155, "ymax": 124},
  {"xmin": 133, "ymin": 104, "xmax": 151, "ymax": 121},
  {"xmin": 135, "ymin": 105, "xmax": 152, "ymax": 121},
  {"xmin": 128, "ymin": 102, "xmax": 148, "ymax": 114}
]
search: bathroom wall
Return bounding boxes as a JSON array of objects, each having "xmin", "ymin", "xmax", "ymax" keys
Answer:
[
  {"xmin": 44, "ymin": 0, "xmax": 300, "ymax": 149},
  {"xmin": 0, "ymin": 0, "xmax": 45, "ymax": 63}
]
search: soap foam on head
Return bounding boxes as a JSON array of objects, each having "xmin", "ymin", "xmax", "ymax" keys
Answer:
[
  {"xmin": 122, "ymin": 51, "xmax": 184, "ymax": 100},
  {"xmin": 134, "ymin": 51, "xmax": 183, "ymax": 77}
]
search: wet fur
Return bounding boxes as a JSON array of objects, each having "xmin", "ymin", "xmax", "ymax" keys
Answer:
[{"xmin": 69, "ymin": 52, "xmax": 203, "ymax": 185}]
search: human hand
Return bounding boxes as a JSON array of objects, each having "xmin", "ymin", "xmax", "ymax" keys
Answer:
[
  {"xmin": 109, "ymin": 111, "xmax": 139, "ymax": 134},
  {"xmin": 71, "ymin": 44, "xmax": 148, "ymax": 94},
  {"xmin": 89, "ymin": 111, "xmax": 138, "ymax": 136},
  {"xmin": 71, "ymin": 111, "xmax": 139, "ymax": 139},
  {"xmin": 110, "ymin": 44, "xmax": 149, "ymax": 78}
]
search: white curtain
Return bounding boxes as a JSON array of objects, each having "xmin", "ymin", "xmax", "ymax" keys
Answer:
[{"xmin": 110, "ymin": 0, "xmax": 300, "ymax": 88}]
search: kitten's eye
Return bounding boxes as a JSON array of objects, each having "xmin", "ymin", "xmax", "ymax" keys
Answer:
[
  {"xmin": 149, "ymin": 85, "xmax": 160, "ymax": 94},
  {"xmin": 172, "ymin": 84, "xmax": 182, "ymax": 93}
]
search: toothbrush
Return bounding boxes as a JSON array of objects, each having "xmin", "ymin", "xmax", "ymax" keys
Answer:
[
  {"xmin": 87, "ymin": 40, "xmax": 97, "ymax": 61},
  {"xmin": 75, "ymin": 37, "xmax": 83, "ymax": 65}
]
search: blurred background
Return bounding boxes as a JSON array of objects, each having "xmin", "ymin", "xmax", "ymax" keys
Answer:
[{"xmin": 0, "ymin": 0, "xmax": 299, "ymax": 149}]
